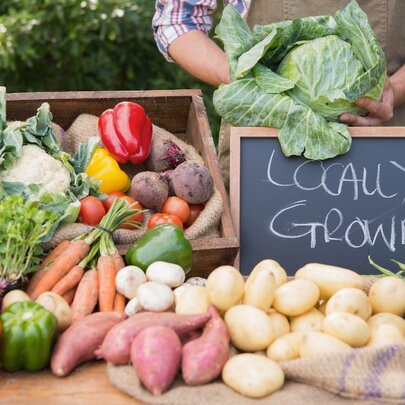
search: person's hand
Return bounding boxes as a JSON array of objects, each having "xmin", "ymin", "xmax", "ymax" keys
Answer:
[{"xmin": 339, "ymin": 78, "xmax": 395, "ymax": 126}]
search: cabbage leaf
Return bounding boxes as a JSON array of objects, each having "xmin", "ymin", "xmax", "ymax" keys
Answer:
[{"xmin": 213, "ymin": 0, "xmax": 386, "ymax": 160}]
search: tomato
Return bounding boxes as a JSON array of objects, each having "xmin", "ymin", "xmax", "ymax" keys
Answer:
[
  {"xmin": 119, "ymin": 196, "xmax": 144, "ymax": 229},
  {"xmin": 78, "ymin": 196, "xmax": 106, "ymax": 226},
  {"xmin": 184, "ymin": 203, "xmax": 205, "ymax": 227},
  {"xmin": 147, "ymin": 213, "xmax": 183, "ymax": 229},
  {"xmin": 101, "ymin": 191, "xmax": 126, "ymax": 211},
  {"xmin": 101, "ymin": 192, "xmax": 143, "ymax": 228},
  {"xmin": 162, "ymin": 196, "xmax": 190, "ymax": 223}
]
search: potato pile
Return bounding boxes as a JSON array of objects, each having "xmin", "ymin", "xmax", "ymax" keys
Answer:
[{"xmin": 177, "ymin": 261, "xmax": 405, "ymax": 398}]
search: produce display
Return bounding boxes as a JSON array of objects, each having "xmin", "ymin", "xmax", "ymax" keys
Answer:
[{"xmin": 1, "ymin": 77, "xmax": 405, "ymax": 404}]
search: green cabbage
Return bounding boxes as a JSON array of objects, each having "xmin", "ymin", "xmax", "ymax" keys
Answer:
[{"xmin": 213, "ymin": 0, "xmax": 386, "ymax": 160}]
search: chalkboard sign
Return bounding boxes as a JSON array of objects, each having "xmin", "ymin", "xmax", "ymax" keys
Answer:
[{"xmin": 230, "ymin": 127, "xmax": 405, "ymax": 276}]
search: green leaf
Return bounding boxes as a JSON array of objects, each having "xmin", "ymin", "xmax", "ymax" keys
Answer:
[
  {"xmin": 70, "ymin": 135, "xmax": 100, "ymax": 174},
  {"xmin": 214, "ymin": 4, "xmax": 256, "ymax": 80},
  {"xmin": 0, "ymin": 195, "xmax": 57, "ymax": 280}
]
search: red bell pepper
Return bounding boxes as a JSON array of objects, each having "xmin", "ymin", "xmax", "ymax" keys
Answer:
[{"xmin": 98, "ymin": 101, "xmax": 153, "ymax": 165}]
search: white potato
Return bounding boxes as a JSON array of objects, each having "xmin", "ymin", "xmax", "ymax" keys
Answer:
[
  {"xmin": 325, "ymin": 288, "xmax": 372, "ymax": 320},
  {"xmin": 175, "ymin": 285, "xmax": 209, "ymax": 315},
  {"xmin": 318, "ymin": 299, "xmax": 328, "ymax": 315},
  {"xmin": 246, "ymin": 259, "xmax": 287, "ymax": 288},
  {"xmin": 266, "ymin": 332, "xmax": 301, "ymax": 362},
  {"xmin": 222, "ymin": 353, "xmax": 284, "ymax": 398},
  {"xmin": 367, "ymin": 312, "xmax": 405, "ymax": 336},
  {"xmin": 323, "ymin": 312, "xmax": 370, "ymax": 347},
  {"xmin": 124, "ymin": 297, "xmax": 143, "ymax": 317},
  {"xmin": 173, "ymin": 283, "xmax": 192, "ymax": 303},
  {"xmin": 267, "ymin": 310, "xmax": 290, "ymax": 339},
  {"xmin": 185, "ymin": 277, "xmax": 207, "ymax": 286},
  {"xmin": 225, "ymin": 305, "xmax": 274, "ymax": 351},
  {"xmin": 367, "ymin": 324, "xmax": 405, "ymax": 347},
  {"xmin": 295, "ymin": 263, "xmax": 364, "ymax": 299},
  {"xmin": 206, "ymin": 265, "xmax": 244, "ymax": 312},
  {"xmin": 115, "ymin": 265, "xmax": 146, "ymax": 299},
  {"xmin": 136, "ymin": 281, "xmax": 174, "ymax": 312},
  {"xmin": 243, "ymin": 270, "xmax": 276, "ymax": 312},
  {"xmin": 146, "ymin": 261, "xmax": 185, "ymax": 288},
  {"xmin": 2, "ymin": 289, "xmax": 31, "ymax": 311},
  {"xmin": 290, "ymin": 308, "xmax": 325, "ymax": 333},
  {"xmin": 36, "ymin": 291, "xmax": 72, "ymax": 332},
  {"xmin": 272, "ymin": 279, "xmax": 320, "ymax": 316},
  {"xmin": 299, "ymin": 331, "xmax": 351, "ymax": 358},
  {"xmin": 368, "ymin": 277, "xmax": 405, "ymax": 316}
]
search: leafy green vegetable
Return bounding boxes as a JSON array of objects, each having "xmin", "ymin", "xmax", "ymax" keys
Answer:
[
  {"xmin": 0, "ymin": 195, "xmax": 57, "ymax": 283},
  {"xmin": 213, "ymin": 0, "xmax": 386, "ymax": 160}
]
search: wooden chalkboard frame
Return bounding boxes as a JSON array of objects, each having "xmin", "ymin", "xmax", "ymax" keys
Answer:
[{"xmin": 230, "ymin": 126, "xmax": 405, "ymax": 271}]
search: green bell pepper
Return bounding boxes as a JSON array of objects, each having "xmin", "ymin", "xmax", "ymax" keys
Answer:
[
  {"xmin": 125, "ymin": 223, "xmax": 193, "ymax": 272},
  {"xmin": 0, "ymin": 301, "xmax": 57, "ymax": 372}
]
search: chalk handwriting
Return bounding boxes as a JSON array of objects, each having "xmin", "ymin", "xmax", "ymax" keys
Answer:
[
  {"xmin": 269, "ymin": 199, "xmax": 399, "ymax": 251},
  {"xmin": 266, "ymin": 149, "xmax": 399, "ymax": 200}
]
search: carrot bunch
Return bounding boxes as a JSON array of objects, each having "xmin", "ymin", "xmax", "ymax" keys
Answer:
[{"xmin": 26, "ymin": 198, "xmax": 144, "ymax": 321}]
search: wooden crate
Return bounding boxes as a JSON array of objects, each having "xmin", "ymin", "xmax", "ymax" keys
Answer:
[{"xmin": 6, "ymin": 89, "xmax": 239, "ymax": 278}]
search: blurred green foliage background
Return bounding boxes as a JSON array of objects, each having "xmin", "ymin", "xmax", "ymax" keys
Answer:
[{"xmin": 0, "ymin": 0, "xmax": 221, "ymax": 145}]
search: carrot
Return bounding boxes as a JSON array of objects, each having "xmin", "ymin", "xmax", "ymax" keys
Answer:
[
  {"xmin": 111, "ymin": 253, "xmax": 126, "ymax": 273},
  {"xmin": 97, "ymin": 255, "xmax": 116, "ymax": 312},
  {"xmin": 51, "ymin": 265, "xmax": 85, "ymax": 296},
  {"xmin": 26, "ymin": 240, "xmax": 71, "ymax": 297},
  {"xmin": 71, "ymin": 269, "xmax": 98, "ymax": 322},
  {"xmin": 62, "ymin": 287, "xmax": 77, "ymax": 305},
  {"xmin": 113, "ymin": 293, "xmax": 126, "ymax": 313},
  {"xmin": 30, "ymin": 240, "xmax": 90, "ymax": 300}
]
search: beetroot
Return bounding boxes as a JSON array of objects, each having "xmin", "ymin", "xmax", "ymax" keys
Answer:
[
  {"xmin": 145, "ymin": 139, "xmax": 186, "ymax": 172},
  {"xmin": 171, "ymin": 160, "xmax": 214, "ymax": 204},
  {"xmin": 161, "ymin": 169, "xmax": 175, "ymax": 196},
  {"xmin": 129, "ymin": 171, "xmax": 169, "ymax": 211}
]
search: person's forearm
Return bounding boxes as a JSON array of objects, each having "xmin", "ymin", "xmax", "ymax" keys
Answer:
[
  {"xmin": 168, "ymin": 30, "xmax": 230, "ymax": 87},
  {"xmin": 390, "ymin": 64, "xmax": 405, "ymax": 107}
]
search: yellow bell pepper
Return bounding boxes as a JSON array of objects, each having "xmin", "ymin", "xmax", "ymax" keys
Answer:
[{"xmin": 85, "ymin": 148, "xmax": 130, "ymax": 193}]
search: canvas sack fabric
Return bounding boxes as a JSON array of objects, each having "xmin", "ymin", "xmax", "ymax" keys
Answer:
[
  {"xmin": 45, "ymin": 113, "xmax": 223, "ymax": 250},
  {"xmin": 107, "ymin": 343, "xmax": 405, "ymax": 404}
]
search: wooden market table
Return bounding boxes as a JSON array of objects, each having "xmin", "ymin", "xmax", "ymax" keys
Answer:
[{"xmin": 0, "ymin": 362, "xmax": 140, "ymax": 405}]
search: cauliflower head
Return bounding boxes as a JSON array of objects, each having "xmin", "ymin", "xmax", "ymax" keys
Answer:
[{"xmin": 0, "ymin": 144, "xmax": 71, "ymax": 194}]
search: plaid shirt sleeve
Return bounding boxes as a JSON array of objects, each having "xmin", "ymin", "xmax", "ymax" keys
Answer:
[{"xmin": 153, "ymin": 1, "xmax": 250, "ymax": 62}]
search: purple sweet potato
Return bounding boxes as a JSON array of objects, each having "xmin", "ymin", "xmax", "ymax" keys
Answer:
[
  {"xmin": 129, "ymin": 171, "xmax": 169, "ymax": 211},
  {"xmin": 145, "ymin": 139, "xmax": 186, "ymax": 172},
  {"xmin": 51, "ymin": 311, "xmax": 127, "ymax": 377},
  {"xmin": 96, "ymin": 311, "xmax": 211, "ymax": 365},
  {"xmin": 171, "ymin": 160, "xmax": 214, "ymax": 204},
  {"xmin": 182, "ymin": 305, "xmax": 230, "ymax": 385},
  {"xmin": 131, "ymin": 325, "xmax": 182, "ymax": 395}
]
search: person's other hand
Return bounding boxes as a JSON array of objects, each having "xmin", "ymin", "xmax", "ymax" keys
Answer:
[{"xmin": 339, "ymin": 78, "xmax": 395, "ymax": 126}]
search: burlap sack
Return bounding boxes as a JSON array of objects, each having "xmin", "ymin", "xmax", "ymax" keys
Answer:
[
  {"xmin": 46, "ymin": 114, "xmax": 223, "ymax": 250},
  {"xmin": 107, "ymin": 343, "xmax": 405, "ymax": 405}
]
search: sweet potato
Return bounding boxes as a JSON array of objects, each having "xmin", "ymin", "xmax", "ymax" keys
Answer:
[
  {"xmin": 96, "ymin": 311, "xmax": 211, "ymax": 365},
  {"xmin": 131, "ymin": 325, "xmax": 182, "ymax": 395},
  {"xmin": 51, "ymin": 311, "xmax": 127, "ymax": 377},
  {"xmin": 129, "ymin": 171, "xmax": 169, "ymax": 211},
  {"xmin": 182, "ymin": 305, "xmax": 230, "ymax": 385},
  {"xmin": 145, "ymin": 139, "xmax": 186, "ymax": 172},
  {"xmin": 171, "ymin": 160, "xmax": 214, "ymax": 204}
]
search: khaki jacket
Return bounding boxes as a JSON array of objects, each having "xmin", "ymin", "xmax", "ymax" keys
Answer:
[{"xmin": 218, "ymin": 0, "xmax": 405, "ymax": 189}]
